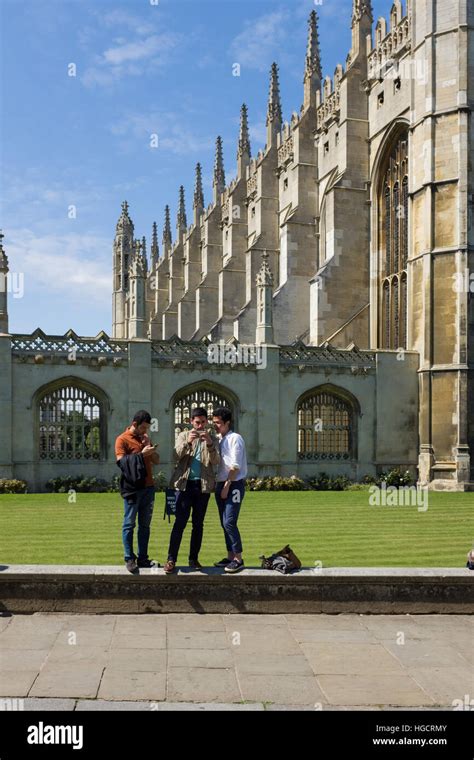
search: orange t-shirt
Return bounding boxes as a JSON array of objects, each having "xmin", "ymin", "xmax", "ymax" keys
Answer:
[{"xmin": 115, "ymin": 427, "xmax": 154, "ymax": 487}]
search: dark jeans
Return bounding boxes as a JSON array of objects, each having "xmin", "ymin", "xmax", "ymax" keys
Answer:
[
  {"xmin": 167, "ymin": 480, "xmax": 210, "ymax": 562},
  {"xmin": 122, "ymin": 485, "xmax": 155, "ymax": 562},
  {"xmin": 215, "ymin": 480, "xmax": 245, "ymax": 555}
]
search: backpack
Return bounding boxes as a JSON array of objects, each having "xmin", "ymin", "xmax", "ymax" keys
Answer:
[{"xmin": 259, "ymin": 544, "xmax": 302, "ymax": 574}]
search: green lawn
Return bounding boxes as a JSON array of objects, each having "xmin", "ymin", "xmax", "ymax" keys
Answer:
[{"xmin": 0, "ymin": 491, "xmax": 472, "ymax": 567}]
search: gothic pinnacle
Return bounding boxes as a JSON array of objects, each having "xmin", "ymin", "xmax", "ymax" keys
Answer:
[
  {"xmin": 194, "ymin": 163, "xmax": 204, "ymax": 210},
  {"xmin": 237, "ymin": 103, "xmax": 251, "ymax": 161},
  {"xmin": 162, "ymin": 205, "xmax": 172, "ymax": 248},
  {"xmin": 305, "ymin": 10, "xmax": 322, "ymax": 81},
  {"xmin": 151, "ymin": 221, "xmax": 159, "ymax": 264},
  {"xmin": 177, "ymin": 185, "xmax": 187, "ymax": 234},
  {"xmin": 213, "ymin": 136, "xmax": 226, "ymax": 195},
  {"xmin": 266, "ymin": 62, "xmax": 282, "ymax": 127}
]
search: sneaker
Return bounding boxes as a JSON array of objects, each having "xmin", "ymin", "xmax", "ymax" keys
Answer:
[
  {"xmin": 164, "ymin": 559, "xmax": 176, "ymax": 574},
  {"xmin": 125, "ymin": 558, "xmax": 139, "ymax": 574},
  {"xmin": 214, "ymin": 557, "xmax": 231, "ymax": 567},
  {"xmin": 137, "ymin": 558, "xmax": 159, "ymax": 568},
  {"xmin": 225, "ymin": 559, "xmax": 244, "ymax": 574},
  {"xmin": 189, "ymin": 559, "xmax": 202, "ymax": 571}
]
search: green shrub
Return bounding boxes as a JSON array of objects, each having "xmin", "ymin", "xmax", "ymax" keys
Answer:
[
  {"xmin": 46, "ymin": 471, "xmax": 169, "ymax": 494},
  {"xmin": 153, "ymin": 472, "xmax": 168, "ymax": 492},
  {"xmin": 378, "ymin": 468, "xmax": 414, "ymax": 488},
  {"xmin": 0, "ymin": 478, "xmax": 28, "ymax": 494},
  {"xmin": 306, "ymin": 473, "xmax": 352, "ymax": 491}
]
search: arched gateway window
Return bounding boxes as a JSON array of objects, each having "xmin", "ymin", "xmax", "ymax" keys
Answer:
[
  {"xmin": 379, "ymin": 133, "xmax": 408, "ymax": 349},
  {"xmin": 38, "ymin": 383, "xmax": 105, "ymax": 460},
  {"xmin": 173, "ymin": 386, "xmax": 236, "ymax": 441},
  {"xmin": 297, "ymin": 388, "xmax": 356, "ymax": 459}
]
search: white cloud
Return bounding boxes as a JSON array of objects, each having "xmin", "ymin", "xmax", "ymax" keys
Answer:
[
  {"xmin": 6, "ymin": 228, "xmax": 111, "ymax": 305},
  {"xmin": 230, "ymin": 10, "xmax": 290, "ymax": 72},
  {"xmin": 110, "ymin": 111, "xmax": 215, "ymax": 157},
  {"xmin": 80, "ymin": 6, "xmax": 182, "ymax": 88},
  {"xmin": 101, "ymin": 9, "xmax": 155, "ymax": 37},
  {"xmin": 102, "ymin": 34, "xmax": 173, "ymax": 66}
]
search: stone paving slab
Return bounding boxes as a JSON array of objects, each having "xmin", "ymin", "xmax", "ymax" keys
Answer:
[
  {"xmin": 301, "ymin": 642, "xmax": 405, "ymax": 675},
  {"xmin": 98, "ymin": 669, "xmax": 166, "ymax": 701},
  {"xmin": 0, "ymin": 612, "xmax": 472, "ymax": 709},
  {"xmin": 167, "ymin": 666, "xmax": 241, "ymax": 702},
  {"xmin": 317, "ymin": 674, "xmax": 435, "ymax": 707}
]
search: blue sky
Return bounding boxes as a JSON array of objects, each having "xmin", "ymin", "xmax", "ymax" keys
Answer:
[{"xmin": 1, "ymin": 0, "xmax": 393, "ymax": 336}]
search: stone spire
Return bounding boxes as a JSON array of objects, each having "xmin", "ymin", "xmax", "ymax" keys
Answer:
[
  {"xmin": 151, "ymin": 222, "xmax": 159, "ymax": 266},
  {"xmin": 256, "ymin": 250, "xmax": 274, "ymax": 345},
  {"xmin": 350, "ymin": 0, "xmax": 373, "ymax": 60},
  {"xmin": 213, "ymin": 136, "xmax": 226, "ymax": 204},
  {"xmin": 176, "ymin": 185, "xmax": 187, "ymax": 237},
  {"xmin": 129, "ymin": 239, "xmax": 146, "ymax": 338},
  {"xmin": 266, "ymin": 62, "xmax": 282, "ymax": 147},
  {"xmin": 237, "ymin": 103, "xmax": 251, "ymax": 177},
  {"xmin": 193, "ymin": 162, "xmax": 204, "ymax": 223},
  {"xmin": 112, "ymin": 200, "xmax": 134, "ymax": 338},
  {"xmin": 303, "ymin": 10, "xmax": 322, "ymax": 110},
  {"xmin": 162, "ymin": 205, "xmax": 172, "ymax": 256},
  {"xmin": 0, "ymin": 230, "xmax": 9, "ymax": 334}
]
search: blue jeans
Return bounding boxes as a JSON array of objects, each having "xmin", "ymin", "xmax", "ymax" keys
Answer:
[
  {"xmin": 215, "ymin": 480, "xmax": 245, "ymax": 555},
  {"xmin": 122, "ymin": 486, "xmax": 155, "ymax": 562},
  {"xmin": 167, "ymin": 480, "xmax": 210, "ymax": 562}
]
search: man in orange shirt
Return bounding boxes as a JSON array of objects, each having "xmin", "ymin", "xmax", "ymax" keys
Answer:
[{"xmin": 115, "ymin": 410, "xmax": 160, "ymax": 573}]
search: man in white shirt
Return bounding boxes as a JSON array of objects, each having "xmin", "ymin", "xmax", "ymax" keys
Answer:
[{"xmin": 212, "ymin": 406, "xmax": 248, "ymax": 573}]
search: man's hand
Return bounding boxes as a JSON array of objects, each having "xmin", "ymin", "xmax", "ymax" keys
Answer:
[
  {"xmin": 188, "ymin": 430, "xmax": 199, "ymax": 444},
  {"xmin": 201, "ymin": 431, "xmax": 212, "ymax": 445},
  {"xmin": 220, "ymin": 481, "xmax": 231, "ymax": 499},
  {"xmin": 142, "ymin": 444, "xmax": 156, "ymax": 458}
]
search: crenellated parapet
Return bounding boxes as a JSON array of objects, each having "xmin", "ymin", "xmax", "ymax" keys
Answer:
[{"xmin": 367, "ymin": 2, "xmax": 411, "ymax": 80}]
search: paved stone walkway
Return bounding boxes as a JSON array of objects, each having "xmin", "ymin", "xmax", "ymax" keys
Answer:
[{"xmin": 0, "ymin": 613, "xmax": 472, "ymax": 710}]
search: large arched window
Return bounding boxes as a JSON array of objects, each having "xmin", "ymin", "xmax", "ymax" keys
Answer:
[
  {"xmin": 379, "ymin": 133, "xmax": 408, "ymax": 349},
  {"xmin": 37, "ymin": 381, "xmax": 106, "ymax": 460},
  {"xmin": 296, "ymin": 387, "xmax": 357, "ymax": 460},
  {"xmin": 173, "ymin": 384, "xmax": 237, "ymax": 441}
]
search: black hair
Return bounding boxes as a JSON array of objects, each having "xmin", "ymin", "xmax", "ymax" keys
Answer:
[
  {"xmin": 212, "ymin": 406, "xmax": 232, "ymax": 424},
  {"xmin": 132, "ymin": 410, "xmax": 152, "ymax": 425},
  {"xmin": 191, "ymin": 406, "xmax": 208, "ymax": 419}
]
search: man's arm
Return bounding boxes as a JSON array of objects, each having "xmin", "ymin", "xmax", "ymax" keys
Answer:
[
  {"xmin": 175, "ymin": 430, "xmax": 194, "ymax": 459},
  {"xmin": 203, "ymin": 432, "xmax": 220, "ymax": 465},
  {"xmin": 115, "ymin": 436, "xmax": 127, "ymax": 462}
]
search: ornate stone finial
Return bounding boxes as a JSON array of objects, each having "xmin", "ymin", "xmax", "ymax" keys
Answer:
[
  {"xmin": 151, "ymin": 221, "xmax": 159, "ymax": 264},
  {"xmin": 177, "ymin": 185, "xmax": 187, "ymax": 234},
  {"xmin": 352, "ymin": 0, "xmax": 373, "ymax": 23},
  {"xmin": 237, "ymin": 103, "xmax": 251, "ymax": 161},
  {"xmin": 163, "ymin": 205, "xmax": 172, "ymax": 248},
  {"xmin": 305, "ymin": 11, "xmax": 322, "ymax": 81},
  {"xmin": 213, "ymin": 136, "xmax": 226, "ymax": 195},
  {"xmin": 256, "ymin": 249, "xmax": 274, "ymax": 288},
  {"xmin": 266, "ymin": 63, "xmax": 282, "ymax": 127},
  {"xmin": 116, "ymin": 200, "xmax": 134, "ymax": 234},
  {"xmin": 194, "ymin": 163, "xmax": 204, "ymax": 210}
]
